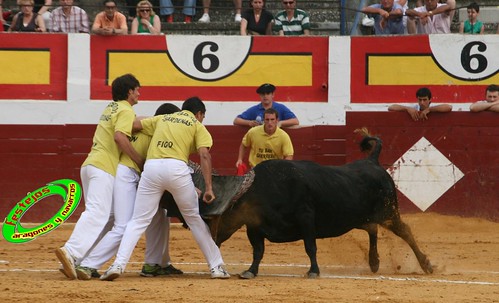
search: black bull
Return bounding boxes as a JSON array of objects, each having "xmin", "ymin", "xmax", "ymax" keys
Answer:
[{"xmin": 160, "ymin": 135, "xmax": 433, "ymax": 278}]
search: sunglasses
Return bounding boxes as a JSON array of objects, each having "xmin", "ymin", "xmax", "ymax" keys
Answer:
[
  {"xmin": 139, "ymin": 9, "xmax": 151, "ymax": 12},
  {"xmin": 283, "ymin": 1, "xmax": 294, "ymax": 4},
  {"xmin": 105, "ymin": 5, "xmax": 116, "ymax": 9}
]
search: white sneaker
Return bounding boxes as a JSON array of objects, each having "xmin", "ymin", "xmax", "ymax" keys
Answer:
[
  {"xmin": 198, "ymin": 13, "xmax": 210, "ymax": 23},
  {"xmin": 234, "ymin": 14, "xmax": 242, "ymax": 22},
  {"xmin": 55, "ymin": 247, "xmax": 77, "ymax": 280},
  {"xmin": 100, "ymin": 264, "xmax": 124, "ymax": 281},
  {"xmin": 210, "ymin": 265, "xmax": 230, "ymax": 279}
]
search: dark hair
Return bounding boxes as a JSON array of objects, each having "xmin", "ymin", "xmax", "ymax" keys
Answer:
[
  {"xmin": 182, "ymin": 96, "xmax": 206, "ymax": 115},
  {"xmin": 416, "ymin": 87, "xmax": 432, "ymax": 99},
  {"xmin": 155, "ymin": 103, "xmax": 180, "ymax": 116},
  {"xmin": 486, "ymin": 84, "xmax": 499, "ymax": 93},
  {"xmin": 467, "ymin": 2, "xmax": 479, "ymax": 12},
  {"xmin": 103, "ymin": 0, "xmax": 117, "ymax": 6},
  {"xmin": 264, "ymin": 108, "xmax": 279, "ymax": 119},
  {"xmin": 111, "ymin": 74, "xmax": 140, "ymax": 101}
]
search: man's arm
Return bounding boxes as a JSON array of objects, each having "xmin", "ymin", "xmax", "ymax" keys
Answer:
[
  {"xmin": 279, "ymin": 117, "xmax": 299, "ymax": 128},
  {"xmin": 114, "ymin": 131, "xmax": 144, "ymax": 171},
  {"xmin": 236, "ymin": 143, "xmax": 247, "ymax": 167},
  {"xmin": 234, "ymin": 117, "xmax": 261, "ymax": 127},
  {"xmin": 429, "ymin": 104, "xmax": 452, "ymax": 113},
  {"xmin": 199, "ymin": 147, "xmax": 215, "ymax": 204},
  {"xmin": 388, "ymin": 104, "xmax": 420, "ymax": 121},
  {"xmin": 470, "ymin": 101, "xmax": 499, "ymax": 112},
  {"xmin": 283, "ymin": 155, "xmax": 293, "ymax": 160}
]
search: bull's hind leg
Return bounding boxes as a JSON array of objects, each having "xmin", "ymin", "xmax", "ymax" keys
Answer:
[
  {"xmin": 239, "ymin": 227, "xmax": 265, "ymax": 279},
  {"xmin": 381, "ymin": 218, "xmax": 433, "ymax": 274},
  {"xmin": 359, "ymin": 223, "xmax": 380, "ymax": 273}
]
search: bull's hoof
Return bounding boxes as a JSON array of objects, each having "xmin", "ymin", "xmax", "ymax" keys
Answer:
[
  {"xmin": 423, "ymin": 258, "xmax": 433, "ymax": 274},
  {"xmin": 306, "ymin": 271, "xmax": 319, "ymax": 279},
  {"xmin": 238, "ymin": 270, "xmax": 256, "ymax": 279}
]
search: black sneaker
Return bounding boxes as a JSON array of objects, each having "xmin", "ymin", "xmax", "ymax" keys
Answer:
[{"xmin": 158, "ymin": 264, "xmax": 183, "ymax": 275}]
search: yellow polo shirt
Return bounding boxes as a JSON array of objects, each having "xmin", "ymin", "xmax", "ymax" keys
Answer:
[
  {"xmin": 242, "ymin": 125, "xmax": 294, "ymax": 167},
  {"xmin": 119, "ymin": 132, "xmax": 150, "ymax": 174},
  {"xmin": 141, "ymin": 110, "xmax": 213, "ymax": 162},
  {"xmin": 82, "ymin": 101, "xmax": 135, "ymax": 176}
]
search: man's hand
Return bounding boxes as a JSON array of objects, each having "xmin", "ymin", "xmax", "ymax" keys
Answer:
[{"xmin": 203, "ymin": 189, "xmax": 215, "ymax": 204}]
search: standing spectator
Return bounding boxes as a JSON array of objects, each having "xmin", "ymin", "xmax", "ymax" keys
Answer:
[
  {"xmin": 100, "ymin": 97, "xmax": 230, "ymax": 281},
  {"xmin": 361, "ymin": 0, "xmax": 404, "ymax": 35},
  {"xmin": 74, "ymin": 103, "xmax": 183, "ymax": 280},
  {"xmin": 9, "ymin": 0, "xmax": 46, "ymax": 32},
  {"xmin": 92, "ymin": 0, "xmax": 128, "ymax": 35},
  {"xmin": 405, "ymin": 0, "xmax": 451, "ymax": 34},
  {"xmin": 470, "ymin": 85, "xmax": 499, "ymax": 113},
  {"xmin": 51, "ymin": 0, "xmax": 89, "ymax": 33},
  {"xmin": 274, "ymin": 0, "xmax": 310, "ymax": 36},
  {"xmin": 131, "ymin": 0, "xmax": 161, "ymax": 34},
  {"xmin": 459, "ymin": 2, "xmax": 484, "ymax": 34},
  {"xmin": 159, "ymin": 0, "xmax": 195, "ymax": 23},
  {"xmin": 55, "ymin": 74, "xmax": 144, "ymax": 280},
  {"xmin": 388, "ymin": 87, "xmax": 452, "ymax": 121},
  {"xmin": 236, "ymin": 108, "xmax": 294, "ymax": 170},
  {"xmin": 240, "ymin": 0, "xmax": 273, "ymax": 36},
  {"xmin": 198, "ymin": 0, "xmax": 242, "ymax": 23},
  {"xmin": 234, "ymin": 83, "xmax": 299, "ymax": 128}
]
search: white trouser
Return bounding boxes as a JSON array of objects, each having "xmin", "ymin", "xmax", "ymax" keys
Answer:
[
  {"xmin": 65, "ymin": 165, "xmax": 114, "ymax": 263},
  {"xmin": 115, "ymin": 158, "xmax": 223, "ymax": 270},
  {"xmin": 145, "ymin": 207, "xmax": 170, "ymax": 266}
]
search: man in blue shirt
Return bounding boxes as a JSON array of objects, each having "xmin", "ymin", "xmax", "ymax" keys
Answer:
[
  {"xmin": 233, "ymin": 83, "xmax": 300, "ymax": 128},
  {"xmin": 362, "ymin": 0, "xmax": 404, "ymax": 35}
]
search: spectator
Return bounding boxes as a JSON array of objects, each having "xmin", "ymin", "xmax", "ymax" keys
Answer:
[
  {"xmin": 131, "ymin": 0, "xmax": 161, "ymax": 34},
  {"xmin": 234, "ymin": 83, "xmax": 299, "ymax": 128},
  {"xmin": 395, "ymin": 0, "xmax": 414, "ymax": 33},
  {"xmin": 92, "ymin": 0, "xmax": 128, "ymax": 35},
  {"xmin": 51, "ymin": 0, "xmax": 89, "ymax": 33},
  {"xmin": 55, "ymin": 74, "xmax": 144, "ymax": 280},
  {"xmin": 274, "ymin": 0, "xmax": 310, "ymax": 36},
  {"xmin": 74, "ymin": 103, "xmax": 183, "ymax": 280},
  {"xmin": 100, "ymin": 97, "xmax": 230, "ymax": 281},
  {"xmin": 159, "ymin": 0, "xmax": 195, "ymax": 23},
  {"xmin": 198, "ymin": 0, "xmax": 242, "ymax": 23},
  {"xmin": 240, "ymin": 0, "xmax": 273, "ymax": 36},
  {"xmin": 459, "ymin": 2, "xmax": 484, "ymax": 34},
  {"xmin": 236, "ymin": 108, "xmax": 294, "ymax": 170},
  {"xmin": 406, "ymin": 0, "xmax": 451, "ymax": 34},
  {"xmin": 361, "ymin": 0, "xmax": 404, "ymax": 35},
  {"xmin": 388, "ymin": 87, "xmax": 452, "ymax": 121},
  {"xmin": 126, "ymin": 0, "xmax": 159, "ymax": 21},
  {"xmin": 9, "ymin": 0, "xmax": 46, "ymax": 32},
  {"xmin": 470, "ymin": 85, "xmax": 499, "ymax": 113},
  {"xmin": 33, "ymin": 0, "xmax": 52, "ymax": 31}
]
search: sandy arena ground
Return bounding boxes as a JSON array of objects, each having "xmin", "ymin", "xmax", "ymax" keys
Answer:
[{"xmin": 1, "ymin": 213, "xmax": 498, "ymax": 302}]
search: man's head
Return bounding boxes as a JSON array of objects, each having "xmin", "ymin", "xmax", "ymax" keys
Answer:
[
  {"xmin": 282, "ymin": 0, "xmax": 296, "ymax": 12},
  {"xmin": 416, "ymin": 87, "xmax": 432, "ymax": 110},
  {"xmin": 155, "ymin": 103, "xmax": 180, "ymax": 116},
  {"xmin": 182, "ymin": 96, "xmax": 206, "ymax": 122},
  {"xmin": 263, "ymin": 108, "xmax": 279, "ymax": 135},
  {"xmin": 59, "ymin": 0, "xmax": 74, "ymax": 8},
  {"xmin": 256, "ymin": 83, "xmax": 276, "ymax": 107},
  {"xmin": 485, "ymin": 84, "xmax": 499, "ymax": 103},
  {"xmin": 111, "ymin": 74, "xmax": 140, "ymax": 104},
  {"xmin": 103, "ymin": 0, "xmax": 117, "ymax": 17},
  {"xmin": 381, "ymin": 0, "xmax": 394, "ymax": 10},
  {"xmin": 424, "ymin": 0, "xmax": 438, "ymax": 11}
]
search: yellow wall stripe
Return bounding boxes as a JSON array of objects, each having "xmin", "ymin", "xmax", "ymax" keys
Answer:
[{"xmin": 0, "ymin": 50, "xmax": 51, "ymax": 84}]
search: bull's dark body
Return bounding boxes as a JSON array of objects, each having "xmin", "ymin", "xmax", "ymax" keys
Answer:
[{"xmin": 213, "ymin": 136, "xmax": 432, "ymax": 278}]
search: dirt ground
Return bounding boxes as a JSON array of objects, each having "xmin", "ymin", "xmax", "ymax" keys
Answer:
[{"xmin": 1, "ymin": 213, "xmax": 498, "ymax": 303}]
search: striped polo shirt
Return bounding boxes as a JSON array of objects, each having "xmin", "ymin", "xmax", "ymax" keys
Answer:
[{"xmin": 274, "ymin": 9, "xmax": 310, "ymax": 36}]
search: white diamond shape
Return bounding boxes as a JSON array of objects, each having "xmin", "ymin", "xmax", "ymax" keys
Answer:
[{"xmin": 387, "ymin": 137, "xmax": 464, "ymax": 211}]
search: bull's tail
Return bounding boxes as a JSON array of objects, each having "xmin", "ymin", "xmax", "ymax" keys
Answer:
[{"xmin": 354, "ymin": 128, "xmax": 382, "ymax": 164}]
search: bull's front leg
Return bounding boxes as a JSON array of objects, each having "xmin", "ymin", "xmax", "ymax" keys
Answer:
[
  {"xmin": 303, "ymin": 237, "xmax": 319, "ymax": 278},
  {"xmin": 239, "ymin": 227, "xmax": 265, "ymax": 279}
]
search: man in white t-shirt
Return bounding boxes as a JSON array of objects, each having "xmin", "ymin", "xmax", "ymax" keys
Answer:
[{"xmin": 406, "ymin": 0, "xmax": 451, "ymax": 34}]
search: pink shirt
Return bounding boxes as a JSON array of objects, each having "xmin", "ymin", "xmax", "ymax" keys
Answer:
[{"xmin": 414, "ymin": 3, "xmax": 450, "ymax": 34}]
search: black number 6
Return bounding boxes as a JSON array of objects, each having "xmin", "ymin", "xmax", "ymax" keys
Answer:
[
  {"xmin": 193, "ymin": 42, "xmax": 220, "ymax": 73},
  {"xmin": 460, "ymin": 41, "xmax": 487, "ymax": 74}
]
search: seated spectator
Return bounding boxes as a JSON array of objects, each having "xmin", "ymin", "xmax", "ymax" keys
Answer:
[
  {"xmin": 159, "ymin": 0, "xmax": 195, "ymax": 23},
  {"xmin": 34, "ymin": 0, "xmax": 52, "ymax": 31},
  {"xmin": 388, "ymin": 87, "xmax": 452, "ymax": 121},
  {"xmin": 51, "ymin": 0, "xmax": 89, "ymax": 33},
  {"xmin": 131, "ymin": 0, "xmax": 161, "ymax": 34},
  {"xmin": 198, "ymin": 0, "xmax": 242, "ymax": 23},
  {"xmin": 406, "ymin": 0, "xmax": 451, "ymax": 34},
  {"xmin": 9, "ymin": 0, "xmax": 46, "ymax": 32},
  {"xmin": 236, "ymin": 108, "xmax": 294, "ymax": 170},
  {"xmin": 361, "ymin": 0, "xmax": 404, "ymax": 35},
  {"xmin": 92, "ymin": 0, "xmax": 128, "ymax": 35},
  {"xmin": 470, "ymin": 85, "xmax": 499, "ymax": 113},
  {"xmin": 459, "ymin": 2, "xmax": 484, "ymax": 34},
  {"xmin": 274, "ymin": 0, "xmax": 310, "ymax": 36},
  {"xmin": 234, "ymin": 83, "xmax": 299, "ymax": 128},
  {"xmin": 240, "ymin": 0, "xmax": 273, "ymax": 36},
  {"xmin": 126, "ymin": 0, "xmax": 158, "ymax": 21}
]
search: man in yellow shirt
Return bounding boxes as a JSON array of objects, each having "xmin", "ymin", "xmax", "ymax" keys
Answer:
[
  {"xmin": 56, "ymin": 74, "xmax": 143, "ymax": 280},
  {"xmin": 101, "ymin": 97, "xmax": 230, "ymax": 281},
  {"xmin": 236, "ymin": 108, "xmax": 294, "ymax": 169}
]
